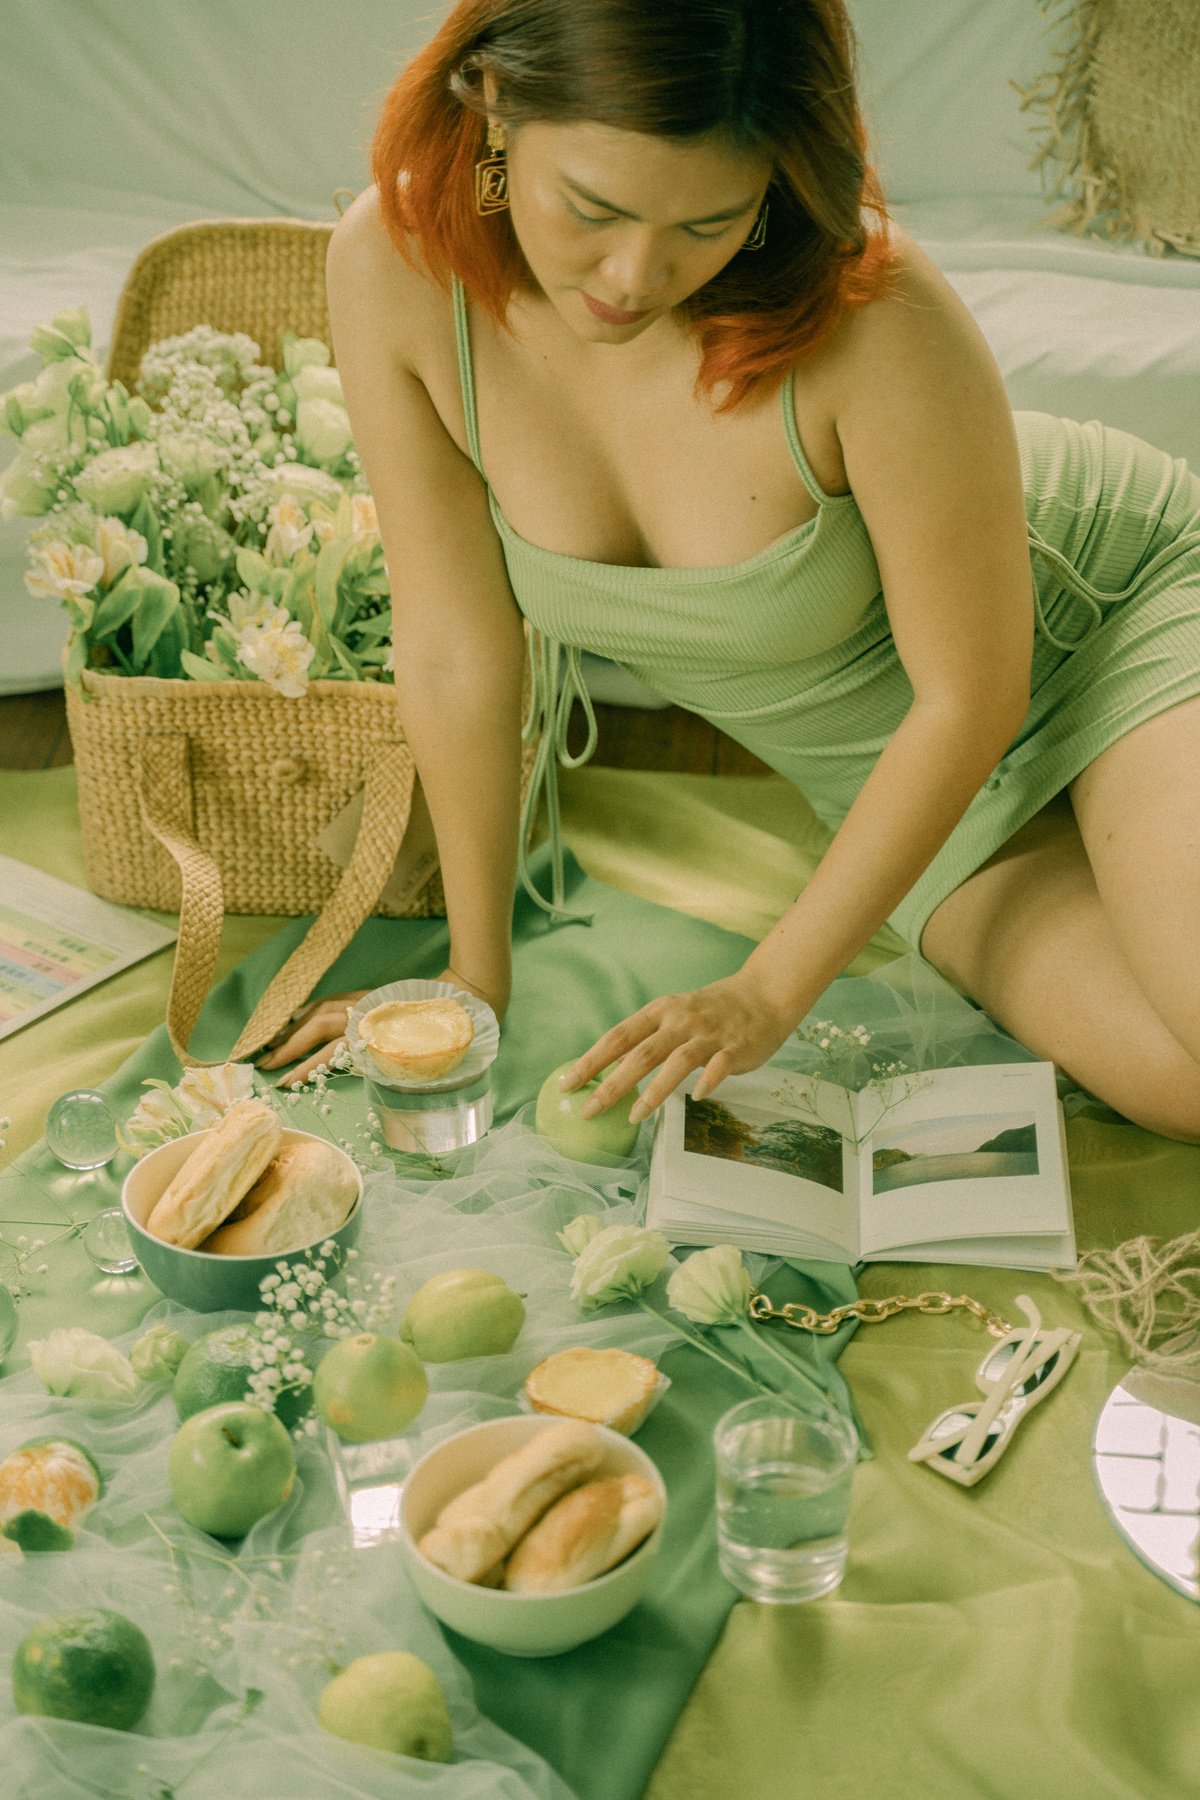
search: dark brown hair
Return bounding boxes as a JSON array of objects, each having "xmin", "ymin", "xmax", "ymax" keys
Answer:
[{"xmin": 372, "ymin": 0, "xmax": 893, "ymax": 407}]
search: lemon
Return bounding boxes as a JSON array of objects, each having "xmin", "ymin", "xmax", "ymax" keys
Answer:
[
  {"xmin": 400, "ymin": 1268, "xmax": 525, "ymax": 1362},
  {"xmin": 318, "ymin": 1651, "xmax": 452, "ymax": 1761},
  {"xmin": 174, "ymin": 1324, "xmax": 310, "ymax": 1432},
  {"xmin": 12, "ymin": 1608, "xmax": 155, "ymax": 1730},
  {"xmin": 312, "ymin": 1333, "xmax": 428, "ymax": 1443}
]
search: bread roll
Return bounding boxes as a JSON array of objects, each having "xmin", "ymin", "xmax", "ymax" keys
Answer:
[
  {"xmin": 417, "ymin": 1421, "xmax": 604, "ymax": 1583},
  {"xmin": 146, "ymin": 1099, "xmax": 281, "ymax": 1249},
  {"xmin": 359, "ymin": 998, "xmax": 474, "ymax": 1082},
  {"xmin": 200, "ymin": 1136, "xmax": 359, "ymax": 1256},
  {"xmin": 523, "ymin": 1347, "xmax": 662, "ymax": 1436},
  {"xmin": 503, "ymin": 1474, "xmax": 663, "ymax": 1593}
]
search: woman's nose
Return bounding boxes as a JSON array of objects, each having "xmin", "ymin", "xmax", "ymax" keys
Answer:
[{"xmin": 598, "ymin": 229, "xmax": 672, "ymax": 304}]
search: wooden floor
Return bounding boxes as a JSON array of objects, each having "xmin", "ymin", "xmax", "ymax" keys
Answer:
[{"xmin": 0, "ymin": 687, "xmax": 770, "ymax": 777}]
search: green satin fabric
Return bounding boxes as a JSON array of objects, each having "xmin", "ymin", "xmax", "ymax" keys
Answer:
[{"xmin": 4, "ymin": 767, "xmax": 1200, "ymax": 1797}]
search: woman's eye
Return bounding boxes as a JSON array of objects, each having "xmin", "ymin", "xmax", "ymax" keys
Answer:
[
  {"xmin": 684, "ymin": 225, "xmax": 728, "ymax": 241},
  {"xmin": 566, "ymin": 202, "xmax": 615, "ymax": 226}
]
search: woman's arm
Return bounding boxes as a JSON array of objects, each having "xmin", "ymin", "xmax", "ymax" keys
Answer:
[
  {"xmin": 261, "ymin": 193, "xmax": 525, "ymax": 1082},
  {"xmin": 567, "ymin": 239, "xmax": 1035, "ymax": 1118}
]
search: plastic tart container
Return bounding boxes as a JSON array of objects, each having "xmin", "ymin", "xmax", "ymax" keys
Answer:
[{"xmin": 347, "ymin": 980, "xmax": 500, "ymax": 1154}]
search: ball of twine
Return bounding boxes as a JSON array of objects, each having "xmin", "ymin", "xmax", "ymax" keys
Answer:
[{"xmin": 1054, "ymin": 1226, "xmax": 1200, "ymax": 1368}]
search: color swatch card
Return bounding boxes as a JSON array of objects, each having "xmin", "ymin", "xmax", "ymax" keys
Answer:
[{"xmin": 0, "ymin": 857, "xmax": 176, "ymax": 1040}]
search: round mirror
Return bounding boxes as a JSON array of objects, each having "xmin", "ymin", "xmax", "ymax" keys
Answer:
[{"xmin": 1092, "ymin": 1368, "xmax": 1200, "ymax": 1602}]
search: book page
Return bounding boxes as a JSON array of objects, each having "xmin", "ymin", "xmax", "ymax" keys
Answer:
[
  {"xmin": 652, "ymin": 1068, "xmax": 861, "ymax": 1258},
  {"xmin": 854, "ymin": 1062, "xmax": 1070, "ymax": 1257},
  {"xmin": 0, "ymin": 857, "xmax": 177, "ymax": 1041}
]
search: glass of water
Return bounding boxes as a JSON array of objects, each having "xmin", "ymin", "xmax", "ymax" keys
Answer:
[{"xmin": 714, "ymin": 1395, "xmax": 858, "ymax": 1603}]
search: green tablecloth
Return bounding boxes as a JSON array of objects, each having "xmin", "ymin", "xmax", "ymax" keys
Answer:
[{"xmin": 3, "ymin": 766, "xmax": 1200, "ymax": 1798}]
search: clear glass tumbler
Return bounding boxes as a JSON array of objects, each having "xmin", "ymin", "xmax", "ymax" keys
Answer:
[{"xmin": 714, "ymin": 1395, "xmax": 858, "ymax": 1603}]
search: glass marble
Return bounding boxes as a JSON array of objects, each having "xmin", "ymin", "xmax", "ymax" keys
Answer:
[
  {"xmin": 81, "ymin": 1207, "xmax": 138, "ymax": 1275},
  {"xmin": 45, "ymin": 1090, "xmax": 118, "ymax": 1170}
]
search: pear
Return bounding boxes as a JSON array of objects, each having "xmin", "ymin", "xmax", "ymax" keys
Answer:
[
  {"xmin": 400, "ymin": 1268, "xmax": 525, "ymax": 1362},
  {"xmin": 318, "ymin": 1651, "xmax": 452, "ymax": 1761}
]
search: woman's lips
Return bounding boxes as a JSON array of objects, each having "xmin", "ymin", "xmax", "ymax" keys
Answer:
[{"xmin": 581, "ymin": 292, "xmax": 652, "ymax": 325}]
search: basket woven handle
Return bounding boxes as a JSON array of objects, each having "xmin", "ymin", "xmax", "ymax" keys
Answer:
[{"xmin": 139, "ymin": 733, "xmax": 416, "ymax": 1068}]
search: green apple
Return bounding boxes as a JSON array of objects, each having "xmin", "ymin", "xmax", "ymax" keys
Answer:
[
  {"xmin": 535, "ymin": 1061, "xmax": 641, "ymax": 1165},
  {"xmin": 312, "ymin": 1333, "xmax": 428, "ymax": 1443},
  {"xmin": 400, "ymin": 1269, "xmax": 525, "ymax": 1362},
  {"xmin": 167, "ymin": 1401, "xmax": 296, "ymax": 1539},
  {"xmin": 317, "ymin": 1651, "xmax": 452, "ymax": 1761}
]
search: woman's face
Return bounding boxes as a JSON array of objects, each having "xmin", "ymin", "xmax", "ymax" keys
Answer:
[{"xmin": 500, "ymin": 117, "xmax": 771, "ymax": 341}]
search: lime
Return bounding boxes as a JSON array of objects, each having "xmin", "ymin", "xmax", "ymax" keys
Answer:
[
  {"xmin": 174, "ymin": 1325, "xmax": 310, "ymax": 1433},
  {"xmin": 12, "ymin": 1608, "xmax": 155, "ymax": 1730},
  {"xmin": 312, "ymin": 1334, "xmax": 428, "ymax": 1443},
  {"xmin": 317, "ymin": 1651, "xmax": 452, "ymax": 1760}
]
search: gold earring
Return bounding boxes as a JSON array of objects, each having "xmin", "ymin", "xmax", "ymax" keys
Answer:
[
  {"xmin": 475, "ymin": 121, "xmax": 509, "ymax": 215},
  {"xmin": 742, "ymin": 199, "xmax": 768, "ymax": 251}
]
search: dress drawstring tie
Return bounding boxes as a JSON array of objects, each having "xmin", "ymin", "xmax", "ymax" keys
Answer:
[
  {"xmin": 518, "ymin": 630, "xmax": 598, "ymax": 922},
  {"xmin": 1029, "ymin": 524, "xmax": 1200, "ymax": 650}
]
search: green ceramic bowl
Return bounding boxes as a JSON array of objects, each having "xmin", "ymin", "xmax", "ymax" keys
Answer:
[
  {"xmin": 121, "ymin": 1127, "xmax": 362, "ymax": 1313},
  {"xmin": 401, "ymin": 1415, "xmax": 666, "ymax": 1657}
]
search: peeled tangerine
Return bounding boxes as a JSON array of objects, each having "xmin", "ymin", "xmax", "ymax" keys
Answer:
[
  {"xmin": 318, "ymin": 1651, "xmax": 452, "ymax": 1761},
  {"xmin": 0, "ymin": 1439, "xmax": 102, "ymax": 1552},
  {"xmin": 400, "ymin": 1268, "xmax": 525, "ymax": 1362}
]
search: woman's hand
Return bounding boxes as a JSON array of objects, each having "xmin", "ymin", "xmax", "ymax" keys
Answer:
[
  {"xmin": 559, "ymin": 970, "xmax": 797, "ymax": 1124},
  {"xmin": 255, "ymin": 990, "xmax": 371, "ymax": 1088},
  {"xmin": 255, "ymin": 968, "xmax": 509, "ymax": 1088}
]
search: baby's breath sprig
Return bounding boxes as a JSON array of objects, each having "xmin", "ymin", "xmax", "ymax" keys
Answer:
[
  {"xmin": 0, "ymin": 1117, "xmax": 87, "ymax": 1300},
  {"xmin": 779, "ymin": 1020, "xmax": 933, "ymax": 1149},
  {"xmin": 247, "ymin": 1243, "xmax": 397, "ymax": 1439},
  {"xmin": 145, "ymin": 1513, "xmax": 354, "ymax": 1680}
]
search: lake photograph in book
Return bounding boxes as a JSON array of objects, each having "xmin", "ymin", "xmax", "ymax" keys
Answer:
[
  {"xmin": 683, "ymin": 1095, "xmax": 844, "ymax": 1192},
  {"xmin": 871, "ymin": 1112, "xmax": 1039, "ymax": 1195}
]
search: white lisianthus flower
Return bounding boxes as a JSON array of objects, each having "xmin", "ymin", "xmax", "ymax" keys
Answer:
[
  {"xmin": 117, "ymin": 1082, "xmax": 191, "ymax": 1155},
  {"xmin": 291, "ymin": 364, "xmax": 344, "ymax": 406},
  {"xmin": 237, "ymin": 610, "xmax": 316, "ymax": 698},
  {"xmin": 666, "ymin": 1245, "xmax": 752, "ymax": 1326},
  {"xmin": 175, "ymin": 1061, "xmax": 256, "ymax": 1129},
  {"xmin": 295, "ymin": 397, "xmax": 353, "ymax": 467},
  {"xmin": 569, "ymin": 1224, "xmax": 670, "ymax": 1309},
  {"xmin": 74, "ymin": 442, "xmax": 157, "ymax": 515},
  {"xmin": 96, "ymin": 516, "xmax": 149, "ymax": 587},
  {"xmin": 157, "ymin": 430, "xmax": 225, "ymax": 492},
  {"xmin": 24, "ymin": 539, "xmax": 105, "ymax": 601},
  {"xmin": 309, "ymin": 506, "xmax": 337, "ymax": 546},
  {"xmin": 268, "ymin": 461, "xmax": 344, "ymax": 507},
  {"xmin": 263, "ymin": 493, "xmax": 314, "ymax": 563},
  {"xmin": 350, "ymin": 493, "xmax": 379, "ymax": 538},
  {"xmin": 0, "ymin": 456, "xmax": 57, "ymax": 519},
  {"xmin": 283, "ymin": 335, "xmax": 331, "ymax": 376},
  {"xmin": 556, "ymin": 1213, "xmax": 606, "ymax": 1258},
  {"xmin": 28, "ymin": 1327, "xmax": 140, "ymax": 1401},
  {"xmin": 129, "ymin": 1323, "xmax": 189, "ymax": 1381}
]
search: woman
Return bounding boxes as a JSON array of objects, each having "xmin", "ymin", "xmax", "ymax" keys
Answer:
[{"xmin": 262, "ymin": 0, "xmax": 1200, "ymax": 1142}]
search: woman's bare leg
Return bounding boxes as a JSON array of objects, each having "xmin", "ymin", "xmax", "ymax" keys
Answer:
[{"xmin": 920, "ymin": 782, "xmax": 1200, "ymax": 1143}]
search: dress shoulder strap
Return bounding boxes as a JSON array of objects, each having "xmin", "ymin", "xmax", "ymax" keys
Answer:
[
  {"xmin": 450, "ymin": 274, "xmax": 486, "ymax": 476},
  {"xmin": 780, "ymin": 370, "xmax": 836, "ymax": 507}
]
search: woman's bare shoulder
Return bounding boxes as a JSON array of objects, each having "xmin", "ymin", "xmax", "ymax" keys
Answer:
[
  {"xmin": 326, "ymin": 186, "xmax": 453, "ymax": 373},
  {"xmin": 820, "ymin": 225, "xmax": 997, "ymax": 385}
]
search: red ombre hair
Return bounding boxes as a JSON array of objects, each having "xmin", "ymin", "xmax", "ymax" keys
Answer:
[{"xmin": 371, "ymin": 0, "xmax": 894, "ymax": 410}]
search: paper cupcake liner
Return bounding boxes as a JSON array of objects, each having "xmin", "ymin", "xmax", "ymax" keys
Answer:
[{"xmin": 347, "ymin": 979, "xmax": 500, "ymax": 1093}]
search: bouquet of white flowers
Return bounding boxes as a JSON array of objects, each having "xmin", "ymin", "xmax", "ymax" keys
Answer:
[{"xmin": 1, "ymin": 307, "xmax": 392, "ymax": 695}]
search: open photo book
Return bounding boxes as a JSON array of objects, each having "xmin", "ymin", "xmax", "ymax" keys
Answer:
[{"xmin": 647, "ymin": 1059, "xmax": 1076, "ymax": 1271}]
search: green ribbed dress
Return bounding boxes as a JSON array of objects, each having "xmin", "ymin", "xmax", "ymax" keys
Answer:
[{"xmin": 451, "ymin": 279, "xmax": 1200, "ymax": 951}]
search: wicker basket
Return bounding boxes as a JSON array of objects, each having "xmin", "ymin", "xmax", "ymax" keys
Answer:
[{"xmin": 70, "ymin": 218, "xmax": 532, "ymax": 1066}]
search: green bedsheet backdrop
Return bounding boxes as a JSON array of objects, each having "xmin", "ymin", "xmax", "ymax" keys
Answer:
[{"xmin": 2, "ymin": 765, "xmax": 1200, "ymax": 1798}]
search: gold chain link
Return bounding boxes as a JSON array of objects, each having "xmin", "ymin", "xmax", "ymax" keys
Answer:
[{"xmin": 749, "ymin": 1288, "xmax": 1013, "ymax": 1338}]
